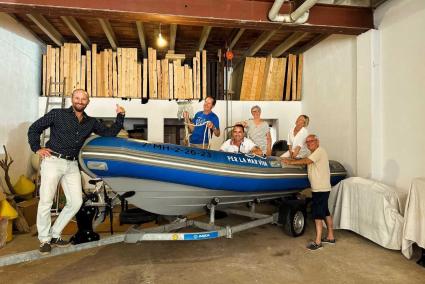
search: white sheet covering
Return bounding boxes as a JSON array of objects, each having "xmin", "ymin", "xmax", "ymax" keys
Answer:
[
  {"xmin": 329, "ymin": 177, "xmax": 405, "ymax": 250},
  {"xmin": 402, "ymin": 178, "xmax": 425, "ymax": 259}
]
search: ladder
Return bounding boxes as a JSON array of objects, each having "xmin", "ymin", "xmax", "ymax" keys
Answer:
[
  {"xmin": 37, "ymin": 77, "xmax": 67, "ymax": 216},
  {"xmin": 40, "ymin": 77, "xmax": 67, "ymax": 146}
]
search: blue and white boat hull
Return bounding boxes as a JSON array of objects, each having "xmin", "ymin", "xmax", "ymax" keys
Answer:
[{"xmin": 79, "ymin": 136, "xmax": 346, "ymax": 215}]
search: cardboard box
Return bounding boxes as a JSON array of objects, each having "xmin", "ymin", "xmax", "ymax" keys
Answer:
[{"xmin": 17, "ymin": 198, "xmax": 39, "ymax": 226}]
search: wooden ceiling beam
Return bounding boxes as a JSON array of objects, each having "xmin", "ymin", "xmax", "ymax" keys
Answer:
[
  {"xmin": 61, "ymin": 16, "xmax": 90, "ymax": 49},
  {"xmin": 270, "ymin": 32, "xmax": 306, "ymax": 57},
  {"xmin": 229, "ymin": 28, "xmax": 245, "ymax": 50},
  {"xmin": 169, "ymin": 24, "xmax": 177, "ymax": 51},
  {"xmin": 26, "ymin": 13, "xmax": 64, "ymax": 46},
  {"xmin": 0, "ymin": 1, "xmax": 373, "ymax": 35},
  {"xmin": 245, "ymin": 30, "xmax": 277, "ymax": 57},
  {"xmin": 135, "ymin": 21, "xmax": 147, "ymax": 57},
  {"xmin": 98, "ymin": 18, "xmax": 118, "ymax": 50},
  {"xmin": 293, "ymin": 33, "xmax": 330, "ymax": 54},
  {"xmin": 198, "ymin": 26, "xmax": 211, "ymax": 51}
]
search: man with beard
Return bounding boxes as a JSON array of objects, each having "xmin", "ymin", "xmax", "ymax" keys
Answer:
[
  {"xmin": 220, "ymin": 124, "xmax": 262, "ymax": 155},
  {"xmin": 28, "ymin": 89, "xmax": 125, "ymax": 254}
]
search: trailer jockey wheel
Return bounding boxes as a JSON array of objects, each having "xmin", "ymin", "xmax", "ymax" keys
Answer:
[{"xmin": 279, "ymin": 200, "xmax": 306, "ymax": 237}]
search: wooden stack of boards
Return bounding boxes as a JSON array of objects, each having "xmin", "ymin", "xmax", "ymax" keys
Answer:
[
  {"xmin": 238, "ymin": 54, "xmax": 303, "ymax": 101},
  {"xmin": 41, "ymin": 43, "xmax": 208, "ymax": 100}
]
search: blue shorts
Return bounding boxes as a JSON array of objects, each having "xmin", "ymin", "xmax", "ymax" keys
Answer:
[{"xmin": 311, "ymin": 191, "xmax": 330, "ymax": 220}]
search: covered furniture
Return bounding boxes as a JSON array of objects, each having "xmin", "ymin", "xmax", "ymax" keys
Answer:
[{"xmin": 329, "ymin": 177, "xmax": 406, "ymax": 250}]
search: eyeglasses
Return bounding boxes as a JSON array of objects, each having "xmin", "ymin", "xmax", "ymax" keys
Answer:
[{"xmin": 305, "ymin": 140, "xmax": 316, "ymax": 143}]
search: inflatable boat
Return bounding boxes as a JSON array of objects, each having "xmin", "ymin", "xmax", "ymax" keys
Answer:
[{"xmin": 79, "ymin": 136, "xmax": 347, "ymax": 215}]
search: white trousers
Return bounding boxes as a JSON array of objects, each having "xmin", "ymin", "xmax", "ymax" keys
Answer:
[{"xmin": 37, "ymin": 156, "xmax": 83, "ymax": 243}]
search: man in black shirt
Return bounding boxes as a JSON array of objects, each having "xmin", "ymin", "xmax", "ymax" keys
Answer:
[{"xmin": 28, "ymin": 89, "xmax": 125, "ymax": 254}]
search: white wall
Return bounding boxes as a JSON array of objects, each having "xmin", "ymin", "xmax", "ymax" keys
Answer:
[
  {"xmin": 0, "ymin": 13, "xmax": 43, "ymax": 186},
  {"xmin": 302, "ymin": 35, "xmax": 358, "ymax": 176},
  {"xmin": 303, "ymin": 0, "xmax": 425, "ymax": 191},
  {"xmin": 39, "ymin": 97, "xmax": 302, "ymax": 150},
  {"xmin": 373, "ymin": 0, "xmax": 425, "ymax": 189}
]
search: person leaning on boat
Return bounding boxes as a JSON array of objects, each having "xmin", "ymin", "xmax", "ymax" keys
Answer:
[
  {"xmin": 281, "ymin": 134, "xmax": 336, "ymax": 251},
  {"xmin": 27, "ymin": 89, "xmax": 125, "ymax": 255},
  {"xmin": 281, "ymin": 114, "xmax": 310, "ymax": 159},
  {"xmin": 183, "ymin": 96, "xmax": 220, "ymax": 149},
  {"xmin": 220, "ymin": 124, "xmax": 263, "ymax": 155},
  {"xmin": 237, "ymin": 105, "xmax": 272, "ymax": 156}
]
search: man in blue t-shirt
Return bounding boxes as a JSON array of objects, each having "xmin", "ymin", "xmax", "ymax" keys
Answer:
[{"xmin": 183, "ymin": 96, "xmax": 220, "ymax": 148}]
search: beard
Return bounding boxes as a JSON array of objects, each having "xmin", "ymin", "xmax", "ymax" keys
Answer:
[{"xmin": 73, "ymin": 103, "xmax": 87, "ymax": 112}]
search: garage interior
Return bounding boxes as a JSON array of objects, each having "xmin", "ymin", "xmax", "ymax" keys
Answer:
[{"xmin": 0, "ymin": 0, "xmax": 425, "ymax": 282}]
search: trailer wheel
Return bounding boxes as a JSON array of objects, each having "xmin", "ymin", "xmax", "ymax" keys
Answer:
[{"xmin": 281, "ymin": 205, "xmax": 306, "ymax": 237}]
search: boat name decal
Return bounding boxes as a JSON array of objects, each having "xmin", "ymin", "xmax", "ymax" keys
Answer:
[{"xmin": 227, "ymin": 155, "xmax": 268, "ymax": 167}]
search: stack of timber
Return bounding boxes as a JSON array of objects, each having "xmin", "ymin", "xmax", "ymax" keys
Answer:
[
  {"xmin": 42, "ymin": 44, "xmax": 208, "ymax": 100},
  {"xmin": 237, "ymin": 54, "xmax": 303, "ymax": 101}
]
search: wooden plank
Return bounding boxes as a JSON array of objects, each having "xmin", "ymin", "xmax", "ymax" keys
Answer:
[
  {"xmin": 168, "ymin": 62, "xmax": 174, "ymax": 100},
  {"xmin": 255, "ymin": 58, "xmax": 265, "ymax": 101},
  {"xmin": 96, "ymin": 52, "xmax": 102, "ymax": 97},
  {"xmin": 122, "ymin": 48, "xmax": 127, "ymax": 98},
  {"xmin": 60, "ymin": 46, "xmax": 64, "ymax": 94},
  {"xmin": 70, "ymin": 43, "xmax": 75, "ymax": 92},
  {"xmin": 296, "ymin": 54, "xmax": 303, "ymax": 101},
  {"xmin": 249, "ymin": 58, "xmax": 259, "ymax": 101},
  {"xmin": 108, "ymin": 49, "xmax": 113, "ymax": 97},
  {"xmin": 87, "ymin": 51, "xmax": 92, "ymax": 96},
  {"xmin": 147, "ymin": 48, "xmax": 153, "ymax": 98},
  {"xmin": 76, "ymin": 44, "xmax": 81, "ymax": 89},
  {"xmin": 195, "ymin": 51, "xmax": 201, "ymax": 99},
  {"xmin": 157, "ymin": 60, "xmax": 162, "ymax": 99},
  {"xmin": 81, "ymin": 55, "xmax": 86, "ymax": 90},
  {"xmin": 165, "ymin": 53, "xmax": 185, "ymax": 60},
  {"xmin": 285, "ymin": 55, "xmax": 293, "ymax": 101},
  {"xmin": 49, "ymin": 45, "xmax": 55, "ymax": 94},
  {"xmin": 63, "ymin": 44, "xmax": 70, "ymax": 96},
  {"xmin": 240, "ymin": 57, "xmax": 254, "ymax": 101},
  {"xmin": 132, "ymin": 49, "xmax": 138, "ymax": 98},
  {"xmin": 137, "ymin": 62, "xmax": 142, "ymax": 98},
  {"xmin": 277, "ymin": 58, "xmax": 287, "ymax": 101},
  {"xmin": 117, "ymin": 48, "xmax": 122, "ymax": 97},
  {"xmin": 103, "ymin": 50, "xmax": 109, "ymax": 97},
  {"xmin": 42, "ymin": 54, "xmax": 46, "ymax": 96},
  {"xmin": 202, "ymin": 50, "xmax": 207, "ymax": 99},
  {"xmin": 161, "ymin": 59, "xmax": 169, "ymax": 100},
  {"xmin": 91, "ymin": 44, "xmax": 97, "ymax": 97},
  {"xmin": 173, "ymin": 60, "xmax": 179, "ymax": 99},
  {"xmin": 260, "ymin": 56, "xmax": 272, "ymax": 101},
  {"xmin": 192, "ymin": 57, "xmax": 197, "ymax": 99},
  {"xmin": 112, "ymin": 51, "xmax": 117, "ymax": 97},
  {"xmin": 291, "ymin": 54, "xmax": 297, "ymax": 101},
  {"xmin": 152, "ymin": 49, "xmax": 158, "ymax": 99},
  {"xmin": 142, "ymin": 58, "xmax": 148, "ymax": 99}
]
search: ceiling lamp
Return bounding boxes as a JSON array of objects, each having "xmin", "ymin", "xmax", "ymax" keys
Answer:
[{"xmin": 157, "ymin": 24, "xmax": 167, "ymax": 48}]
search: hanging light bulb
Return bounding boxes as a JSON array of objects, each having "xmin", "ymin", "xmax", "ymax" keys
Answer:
[{"xmin": 157, "ymin": 24, "xmax": 167, "ymax": 48}]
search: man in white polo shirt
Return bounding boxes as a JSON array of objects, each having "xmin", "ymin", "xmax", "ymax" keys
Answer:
[
  {"xmin": 220, "ymin": 124, "xmax": 262, "ymax": 155},
  {"xmin": 281, "ymin": 134, "xmax": 335, "ymax": 251}
]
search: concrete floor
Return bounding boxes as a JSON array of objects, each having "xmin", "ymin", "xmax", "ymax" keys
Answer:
[{"xmin": 1, "ymin": 211, "xmax": 424, "ymax": 284}]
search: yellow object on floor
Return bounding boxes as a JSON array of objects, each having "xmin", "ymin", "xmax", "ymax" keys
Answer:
[
  {"xmin": 6, "ymin": 219, "xmax": 13, "ymax": 242},
  {"xmin": 0, "ymin": 199, "xmax": 18, "ymax": 219},
  {"xmin": 13, "ymin": 175, "xmax": 36, "ymax": 196}
]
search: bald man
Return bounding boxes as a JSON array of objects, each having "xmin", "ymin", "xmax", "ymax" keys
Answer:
[
  {"xmin": 282, "ymin": 134, "xmax": 335, "ymax": 251},
  {"xmin": 28, "ymin": 89, "xmax": 125, "ymax": 254}
]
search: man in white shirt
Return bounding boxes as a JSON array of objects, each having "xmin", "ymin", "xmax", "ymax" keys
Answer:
[
  {"xmin": 220, "ymin": 124, "xmax": 262, "ymax": 155},
  {"xmin": 281, "ymin": 134, "xmax": 335, "ymax": 251}
]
